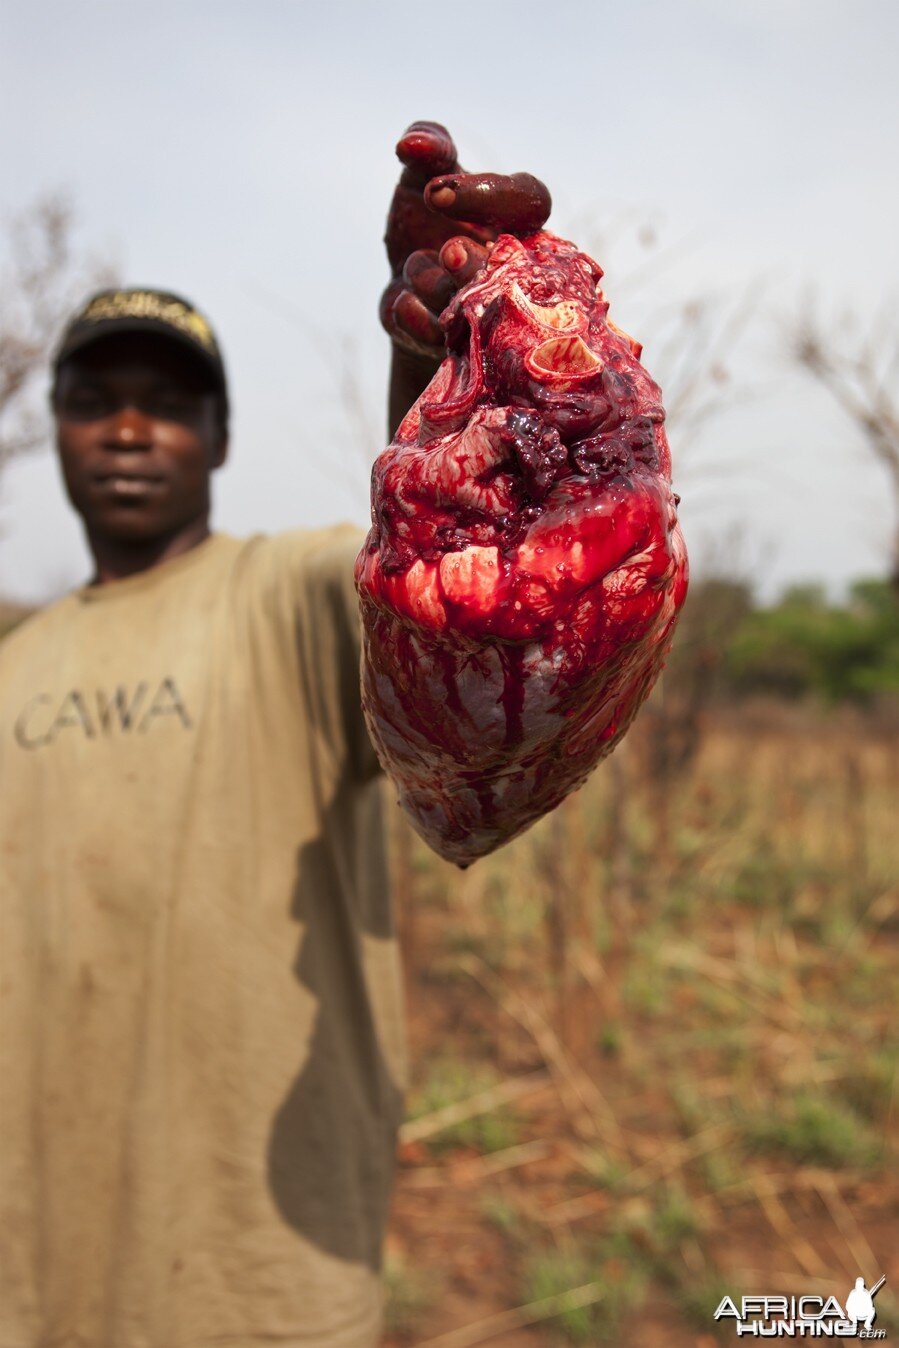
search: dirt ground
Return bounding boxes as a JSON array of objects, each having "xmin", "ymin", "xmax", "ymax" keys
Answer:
[{"xmin": 380, "ymin": 710, "xmax": 899, "ymax": 1347}]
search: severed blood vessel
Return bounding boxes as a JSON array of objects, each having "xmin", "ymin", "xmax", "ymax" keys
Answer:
[{"xmin": 356, "ymin": 229, "xmax": 688, "ymax": 865}]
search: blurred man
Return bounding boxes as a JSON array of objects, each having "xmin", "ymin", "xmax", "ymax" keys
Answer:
[{"xmin": 0, "ymin": 125, "xmax": 552, "ymax": 1347}]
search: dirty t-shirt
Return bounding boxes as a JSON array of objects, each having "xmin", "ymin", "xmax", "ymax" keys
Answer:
[{"xmin": 0, "ymin": 527, "xmax": 406, "ymax": 1348}]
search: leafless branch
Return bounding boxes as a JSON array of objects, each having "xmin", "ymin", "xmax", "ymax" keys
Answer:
[
  {"xmin": 0, "ymin": 193, "xmax": 117, "ymax": 480},
  {"xmin": 792, "ymin": 298, "xmax": 899, "ymax": 589}
]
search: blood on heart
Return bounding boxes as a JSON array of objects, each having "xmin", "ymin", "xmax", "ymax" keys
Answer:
[{"xmin": 357, "ymin": 231, "xmax": 688, "ymax": 865}]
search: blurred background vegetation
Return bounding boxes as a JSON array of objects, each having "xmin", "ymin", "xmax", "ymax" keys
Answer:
[
  {"xmin": 664, "ymin": 575, "xmax": 899, "ymax": 709},
  {"xmin": 382, "ymin": 666, "xmax": 897, "ymax": 1346}
]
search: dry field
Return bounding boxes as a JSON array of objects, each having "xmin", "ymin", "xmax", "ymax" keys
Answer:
[{"xmin": 382, "ymin": 704, "xmax": 899, "ymax": 1347}]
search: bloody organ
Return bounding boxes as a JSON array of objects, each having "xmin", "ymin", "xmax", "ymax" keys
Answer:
[{"xmin": 357, "ymin": 230, "xmax": 688, "ymax": 865}]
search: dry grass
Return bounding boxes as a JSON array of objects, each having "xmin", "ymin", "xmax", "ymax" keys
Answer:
[{"xmin": 383, "ymin": 705, "xmax": 899, "ymax": 1347}]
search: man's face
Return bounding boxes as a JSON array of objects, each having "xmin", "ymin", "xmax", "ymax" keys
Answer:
[{"xmin": 53, "ymin": 333, "xmax": 227, "ymax": 546}]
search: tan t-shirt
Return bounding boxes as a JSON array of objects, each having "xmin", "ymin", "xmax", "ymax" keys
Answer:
[{"xmin": 0, "ymin": 527, "xmax": 406, "ymax": 1348}]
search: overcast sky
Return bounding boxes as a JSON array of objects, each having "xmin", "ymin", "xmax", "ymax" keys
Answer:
[{"xmin": 1, "ymin": 0, "xmax": 896, "ymax": 603}]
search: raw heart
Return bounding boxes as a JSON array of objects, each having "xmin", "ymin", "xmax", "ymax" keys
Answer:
[{"xmin": 357, "ymin": 231, "xmax": 688, "ymax": 864}]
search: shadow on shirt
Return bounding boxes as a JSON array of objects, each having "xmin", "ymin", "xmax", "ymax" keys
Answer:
[{"xmin": 266, "ymin": 773, "xmax": 404, "ymax": 1272}]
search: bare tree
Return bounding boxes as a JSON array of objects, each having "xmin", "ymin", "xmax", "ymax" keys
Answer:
[
  {"xmin": 0, "ymin": 194, "xmax": 115, "ymax": 479},
  {"xmin": 793, "ymin": 301, "xmax": 899, "ymax": 593}
]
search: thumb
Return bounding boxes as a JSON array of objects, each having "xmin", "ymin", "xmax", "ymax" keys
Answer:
[{"xmin": 396, "ymin": 121, "xmax": 460, "ymax": 186}]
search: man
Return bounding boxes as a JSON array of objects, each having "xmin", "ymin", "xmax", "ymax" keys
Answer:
[{"xmin": 0, "ymin": 125, "xmax": 553, "ymax": 1347}]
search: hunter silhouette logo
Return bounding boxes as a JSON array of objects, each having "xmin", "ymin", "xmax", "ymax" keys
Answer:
[
  {"xmin": 714, "ymin": 1273, "xmax": 887, "ymax": 1337},
  {"xmin": 846, "ymin": 1278, "xmax": 885, "ymax": 1334}
]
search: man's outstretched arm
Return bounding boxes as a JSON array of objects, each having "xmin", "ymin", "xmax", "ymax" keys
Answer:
[{"xmin": 357, "ymin": 122, "xmax": 688, "ymax": 866}]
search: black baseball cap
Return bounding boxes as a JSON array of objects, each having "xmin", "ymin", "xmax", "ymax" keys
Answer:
[{"xmin": 52, "ymin": 287, "xmax": 228, "ymax": 413}]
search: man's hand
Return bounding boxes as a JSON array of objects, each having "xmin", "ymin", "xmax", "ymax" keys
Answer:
[{"xmin": 382, "ymin": 121, "xmax": 551, "ymax": 433}]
